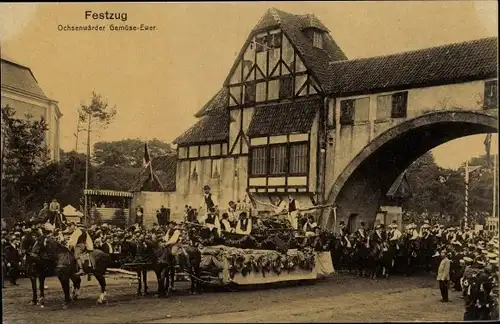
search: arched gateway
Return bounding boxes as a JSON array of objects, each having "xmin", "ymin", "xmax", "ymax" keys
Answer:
[{"xmin": 322, "ymin": 110, "xmax": 498, "ymax": 229}]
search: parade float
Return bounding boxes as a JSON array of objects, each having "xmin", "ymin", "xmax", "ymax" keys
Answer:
[{"xmin": 190, "ymin": 214, "xmax": 335, "ymax": 286}]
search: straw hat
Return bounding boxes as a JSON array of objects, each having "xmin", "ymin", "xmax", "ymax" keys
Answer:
[{"xmin": 487, "ymin": 252, "xmax": 498, "ymax": 259}]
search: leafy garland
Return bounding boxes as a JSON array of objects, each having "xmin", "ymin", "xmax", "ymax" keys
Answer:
[{"xmin": 223, "ymin": 247, "xmax": 316, "ymax": 279}]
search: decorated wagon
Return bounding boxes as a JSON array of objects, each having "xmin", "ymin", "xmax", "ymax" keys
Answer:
[{"xmin": 191, "ymin": 214, "xmax": 335, "ymax": 287}]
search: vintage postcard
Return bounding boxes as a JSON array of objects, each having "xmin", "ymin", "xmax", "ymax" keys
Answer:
[{"xmin": 1, "ymin": 2, "xmax": 498, "ymax": 323}]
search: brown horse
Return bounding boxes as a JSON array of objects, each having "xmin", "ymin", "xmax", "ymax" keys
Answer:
[
  {"xmin": 39, "ymin": 237, "xmax": 110, "ymax": 309},
  {"xmin": 164, "ymin": 244, "xmax": 202, "ymax": 295}
]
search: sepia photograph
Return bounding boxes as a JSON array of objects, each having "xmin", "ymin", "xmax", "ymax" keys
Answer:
[{"xmin": 0, "ymin": 1, "xmax": 498, "ymax": 323}]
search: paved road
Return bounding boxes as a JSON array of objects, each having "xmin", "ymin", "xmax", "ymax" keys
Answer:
[{"xmin": 2, "ymin": 273, "xmax": 464, "ymax": 323}]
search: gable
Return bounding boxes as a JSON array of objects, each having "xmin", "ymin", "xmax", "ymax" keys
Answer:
[
  {"xmin": 225, "ymin": 29, "xmax": 322, "ymax": 107},
  {"xmin": 223, "ymin": 8, "xmax": 347, "ymax": 92}
]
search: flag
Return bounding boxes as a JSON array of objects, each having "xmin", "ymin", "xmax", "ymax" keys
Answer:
[
  {"xmin": 484, "ymin": 133, "xmax": 492, "ymax": 166},
  {"xmin": 143, "ymin": 143, "xmax": 151, "ymax": 168}
]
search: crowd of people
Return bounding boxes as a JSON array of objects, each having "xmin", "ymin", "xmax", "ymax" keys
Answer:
[{"xmin": 1, "ymin": 186, "xmax": 498, "ymax": 321}]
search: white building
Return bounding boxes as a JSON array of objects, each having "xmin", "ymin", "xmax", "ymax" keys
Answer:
[{"xmin": 1, "ymin": 57, "xmax": 62, "ymax": 161}]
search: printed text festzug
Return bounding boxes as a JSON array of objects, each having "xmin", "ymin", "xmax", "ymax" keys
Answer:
[{"xmin": 85, "ymin": 11, "xmax": 128, "ymax": 22}]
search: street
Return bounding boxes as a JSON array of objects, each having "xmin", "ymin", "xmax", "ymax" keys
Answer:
[{"xmin": 2, "ymin": 273, "xmax": 464, "ymax": 323}]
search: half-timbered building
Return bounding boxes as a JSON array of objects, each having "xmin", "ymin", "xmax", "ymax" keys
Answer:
[{"xmin": 162, "ymin": 8, "xmax": 497, "ymax": 227}]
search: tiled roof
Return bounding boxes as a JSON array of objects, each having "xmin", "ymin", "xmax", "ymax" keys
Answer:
[
  {"xmin": 238, "ymin": 8, "xmax": 347, "ymax": 89},
  {"xmin": 247, "ymin": 98, "xmax": 321, "ymax": 137},
  {"xmin": 129, "ymin": 154, "xmax": 177, "ymax": 192},
  {"xmin": 326, "ymin": 37, "xmax": 498, "ymax": 95},
  {"xmin": 173, "ymin": 112, "xmax": 230, "ymax": 146},
  {"xmin": 386, "ymin": 171, "xmax": 412, "ymax": 198},
  {"xmin": 194, "ymin": 88, "xmax": 228, "ymax": 117},
  {"xmin": 1, "ymin": 58, "xmax": 48, "ymax": 99}
]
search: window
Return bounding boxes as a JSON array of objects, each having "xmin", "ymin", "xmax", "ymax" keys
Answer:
[
  {"xmin": 313, "ymin": 32, "xmax": 323, "ymax": 49},
  {"xmin": 268, "ymin": 79, "xmax": 279, "ymax": 101},
  {"xmin": 250, "ymin": 147, "xmax": 267, "ymax": 176},
  {"xmin": 279, "ymin": 75, "xmax": 293, "ymax": 99},
  {"xmin": 269, "ymin": 145, "xmax": 287, "ymax": 175},
  {"xmin": 256, "ymin": 82, "xmax": 266, "ymax": 102},
  {"xmin": 190, "ymin": 161, "xmax": 199, "ymax": 181},
  {"xmin": 256, "ymin": 35, "xmax": 268, "ymax": 53},
  {"xmin": 289, "ymin": 143, "xmax": 308, "ymax": 175},
  {"xmin": 244, "ymin": 82, "xmax": 256, "ymax": 104},
  {"xmin": 211, "ymin": 159, "xmax": 221, "ymax": 178},
  {"xmin": 484, "ymin": 80, "xmax": 497, "ymax": 109},
  {"xmin": 354, "ymin": 97, "xmax": 370, "ymax": 122},
  {"xmin": 391, "ymin": 91, "xmax": 408, "ymax": 118},
  {"xmin": 268, "ymin": 33, "xmax": 282, "ymax": 49},
  {"xmin": 376, "ymin": 95, "xmax": 392, "ymax": 120},
  {"xmin": 340, "ymin": 99, "xmax": 355, "ymax": 125}
]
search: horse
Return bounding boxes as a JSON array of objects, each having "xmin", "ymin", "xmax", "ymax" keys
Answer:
[
  {"xmin": 352, "ymin": 234, "xmax": 370, "ymax": 277},
  {"xmin": 164, "ymin": 228, "xmax": 203, "ymax": 296},
  {"xmin": 24, "ymin": 234, "xmax": 81, "ymax": 308},
  {"xmin": 39, "ymin": 237, "xmax": 110, "ymax": 309},
  {"xmin": 119, "ymin": 238, "xmax": 171, "ymax": 297},
  {"xmin": 366, "ymin": 239, "xmax": 393, "ymax": 279}
]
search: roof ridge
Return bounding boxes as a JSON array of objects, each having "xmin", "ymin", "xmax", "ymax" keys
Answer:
[
  {"xmin": 329, "ymin": 37, "xmax": 497, "ymax": 65},
  {"xmin": 269, "ymin": 7, "xmax": 282, "ymax": 25}
]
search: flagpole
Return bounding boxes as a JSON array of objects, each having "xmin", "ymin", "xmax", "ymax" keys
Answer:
[{"xmin": 145, "ymin": 141, "xmax": 154, "ymax": 187}]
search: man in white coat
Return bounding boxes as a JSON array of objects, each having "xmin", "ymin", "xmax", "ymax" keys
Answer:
[{"xmin": 67, "ymin": 223, "xmax": 95, "ymax": 275}]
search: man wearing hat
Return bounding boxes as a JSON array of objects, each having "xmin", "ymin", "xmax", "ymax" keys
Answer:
[
  {"xmin": 389, "ymin": 221, "xmax": 402, "ymax": 244},
  {"xmin": 135, "ymin": 205, "xmax": 144, "ymax": 226},
  {"xmin": 236, "ymin": 212, "xmax": 252, "ymax": 235},
  {"xmin": 162, "ymin": 221, "xmax": 187, "ymax": 266},
  {"xmin": 436, "ymin": 250, "xmax": 451, "ymax": 302},
  {"xmin": 370, "ymin": 224, "xmax": 386, "ymax": 247},
  {"xmin": 199, "ymin": 185, "xmax": 219, "ymax": 217},
  {"xmin": 67, "ymin": 223, "xmax": 95, "ymax": 276},
  {"xmin": 338, "ymin": 221, "xmax": 351, "ymax": 248},
  {"xmin": 4, "ymin": 235, "xmax": 21, "ymax": 286}
]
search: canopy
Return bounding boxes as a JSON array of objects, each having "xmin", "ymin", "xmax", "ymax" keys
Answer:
[
  {"xmin": 63, "ymin": 204, "xmax": 83, "ymax": 217},
  {"xmin": 84, "ymin": 189, "xmax": 133, "ymax": 198}
]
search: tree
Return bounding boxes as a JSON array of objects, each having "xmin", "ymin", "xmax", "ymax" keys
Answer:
[
  {"xmin": 93, "ymin": 138, "xmax": 173, "ymax": 167},
  {"xmin": 1, "ymin": 105, "xmax": 49, "ymax": 222},
  {"xmin": 78, "ymin": 92, "xmax": 117, "ymax": 220},
  {"xmin": 403, "ymin": 151, "xmax": 496, "ymax": 226}
]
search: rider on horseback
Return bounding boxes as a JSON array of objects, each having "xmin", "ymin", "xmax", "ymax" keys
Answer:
[
  {"xmin": 339, "ymin": 221, "xmax": 351, "ymax": 248},
  {"xmin": 388, "ymin": 221, "xmax": 402, "ymax": 250},
  {"xmin": 370, "ymin": 224, "xmax": 386, "ymax": 248},
  {"xmin": 163, "ymin": 221, "xmax": 188, "ymax": 267},
  {"xmin": 67, "ymin": 223, "xmax": 95, "ymax": 276}
]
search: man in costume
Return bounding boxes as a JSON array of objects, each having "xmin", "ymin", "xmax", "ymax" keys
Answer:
[
  {"xmin": 220, "ymin": 213, "xmax": 234, "ymax": 233},
  {"xmin": 235, "ymin": 212, "xmax": 252, "ymax": 235},
  {"xmin": 199, "ymin": 185, "xmax": 219, "ymax": 216},
  {"xmin": 287, "ymin": 196, "xmax": 300, "ymax": 230},
  {"xmin": 135, "ymin": 205, "xmax": 144, "ymax": 226},
  {"xmin": 163, "ymin": 221, "xmax": 188, "ymax": 266},
  {"xmin": 67, "ymin": 223, "xmax": 95, "ymax": 276},
  {"xmin": 303, "ymin": 215, "xmax": 318, "ymax": 237}
]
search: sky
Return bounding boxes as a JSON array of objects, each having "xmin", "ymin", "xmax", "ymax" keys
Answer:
[{"xmin": 0, "ymin": 1, "xmax": 498, "ymax": 170}]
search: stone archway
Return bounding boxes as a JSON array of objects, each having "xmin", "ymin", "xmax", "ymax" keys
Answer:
[{"xmin": 322, "ymin": 110, "xmax": 498, "ymax": 229}]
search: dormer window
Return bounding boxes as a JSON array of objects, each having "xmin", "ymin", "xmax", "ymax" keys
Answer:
[
  {"xmin": 313, "ymin": 31, "xmax": 323, "ymax": 49},
  {"xmin": 255, "ymin": 32, "xmax": 282, "ymax": 53}
]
